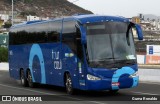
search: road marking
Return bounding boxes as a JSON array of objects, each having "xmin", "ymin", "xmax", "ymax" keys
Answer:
[
  {"xmin": 0, "ymin": 83, "xmax": 106, "ymax": 104},
  {"xmin": 131, "ymin": 91, "xmax": 160, "ymax": 95}
]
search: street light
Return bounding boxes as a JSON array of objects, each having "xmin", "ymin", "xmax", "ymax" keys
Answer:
[{"xmin": 12, "ymin": 0, "xmax": 13, "ymax": 25}]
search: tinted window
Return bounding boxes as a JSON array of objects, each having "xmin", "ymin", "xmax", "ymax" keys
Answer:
[
  {"xmin": 9, "ymin": 20, "xmax": 62, "ymax": 45},
  {"xmin": 48, "ymin": 21, "xmax": 61, "ymax": 42}
]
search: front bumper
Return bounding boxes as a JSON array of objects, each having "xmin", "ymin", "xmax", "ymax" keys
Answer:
[{"xmin": 83, "ymin": 76, "xmax": 139, "ymax": 91}]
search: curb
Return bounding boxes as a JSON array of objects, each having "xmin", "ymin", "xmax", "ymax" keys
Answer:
[
  {"xmin": 138, "ymin": 64, "xmax": 160, "ymax": 69},
  {"xmin": 139, "ymin": 81, "xmax": 160, "ymax": 85}
]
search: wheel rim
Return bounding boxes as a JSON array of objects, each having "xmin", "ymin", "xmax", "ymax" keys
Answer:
[
  {"xmin": 66, "ymin": 75, "xmax": 72, "ymax": 93},
  {"xmin": 21, "ymin": 71, "xmax": 24, "ymax": 84},
  {"xmin": 28, "ymin": 71, "xmax": 32, "ymax": 86}
]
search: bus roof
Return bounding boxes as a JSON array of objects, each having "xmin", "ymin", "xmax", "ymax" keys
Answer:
[
  {"xmin": 73, "ymin": 14, "xmax": 129, "ymax": 24},
  {"xmin": 10, "ymin": 14, "xmax": 129, "ymax": 29}
]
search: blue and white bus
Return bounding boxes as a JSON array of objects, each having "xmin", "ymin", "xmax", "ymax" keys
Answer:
[{"xmin": 9, "ymin": 14, "xmax": 143, "ymax": 94}]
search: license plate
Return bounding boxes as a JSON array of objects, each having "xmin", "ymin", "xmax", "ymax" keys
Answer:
[{"xmin": 112, "ymin": 82, "xmax": 120, "ymax": 86}]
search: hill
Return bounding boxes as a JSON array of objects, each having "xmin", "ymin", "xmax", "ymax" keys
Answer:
[
  {"xmin": 0, "ymin": 0, "xmax": 92, "ymax": 18},
  {"xmin": 143, "ymin": 14, "xmax": 160, "ymax": 21}
]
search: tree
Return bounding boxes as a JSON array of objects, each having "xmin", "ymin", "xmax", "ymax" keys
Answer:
[
  {"xmin": 0, "ymin": 47, "xmax": 8, "ymax": 62},
  {"xmin": 3, "ymin": 21, "xmax": 12, "ymax": 28}
]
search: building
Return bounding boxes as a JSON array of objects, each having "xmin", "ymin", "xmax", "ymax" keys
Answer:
[
  {"xmin": 41, "ymin": 17, "xmax": 49, "ymax": 20},
  {"xmin": 0, "ymin": 14, "xmax": 9, "ymax": 23},
  {"xmin": 157, "ymin": 22, "xmax": 160, "ymax": 29},
  {"xmin": 132, "ymin": 16, "xmax": 141, "ymax": 24},
  {"xmin": 27, "ymin": 15, "xmax": 40, "ymax": 21}
]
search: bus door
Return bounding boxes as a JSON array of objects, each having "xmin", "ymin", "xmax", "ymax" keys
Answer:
[
  {"xmin": 76, "ymin": 26, "xmax": 86, "ymax": 88},
  {"xmin": 61, "ymin": 20, "xmax": 84, "ymax": 88}
]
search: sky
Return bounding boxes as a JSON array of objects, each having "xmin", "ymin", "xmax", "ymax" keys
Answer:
[{"xmin": 68, "ymin": 0, "xmax": 160, "ymax": 18}]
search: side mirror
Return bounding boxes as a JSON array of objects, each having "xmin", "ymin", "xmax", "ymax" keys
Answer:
[{"xmin": 135, "ymin": 24, "xmax": 143, "ymax": 40}]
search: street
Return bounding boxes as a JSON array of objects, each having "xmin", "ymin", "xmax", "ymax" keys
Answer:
[{"xmin": 0, "ymin": 70, "xmax": 159, "ymax": 104}]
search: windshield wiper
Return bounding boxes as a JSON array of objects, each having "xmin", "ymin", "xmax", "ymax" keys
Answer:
[
  {"xmin": 116, "ymin": 60, "xmax": 136, "ymax": 65},
  {"xmin": 98, "ymin": 57, "xmax": 115, "ymax": 61},
  {"xmin": 89, "ymin": 60, "xmax": 115, "ymax": 68}
]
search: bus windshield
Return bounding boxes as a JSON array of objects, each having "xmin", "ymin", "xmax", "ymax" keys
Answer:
[{"xmin": 86, "ymin": 22, "xmax": 136, "ymax": 68}]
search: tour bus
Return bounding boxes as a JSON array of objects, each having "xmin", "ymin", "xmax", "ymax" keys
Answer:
[{"xmin": 9, "ymin": 14, "xmax": 143, "ymax": 94}]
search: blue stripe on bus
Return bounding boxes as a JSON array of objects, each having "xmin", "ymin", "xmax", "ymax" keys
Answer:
[
  {"xmin": 111, "ymin": 67, "xmax": 137, "ymax": 90},
  {"xmin": 29, "ymin": 44, "xmax": 46, "ymax": 84}
]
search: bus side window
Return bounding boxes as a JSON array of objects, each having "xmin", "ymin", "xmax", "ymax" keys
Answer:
[
  {"xmin": 62, "ymin": 21, "xmax": 84, "ymax": 61},
  {"xmin": 48, "ymin": 21, "xmax": 61, "ymax": 42},
  {"xmin": 62, "ymin": 21, "xmax": 77, "ymax": 54}
]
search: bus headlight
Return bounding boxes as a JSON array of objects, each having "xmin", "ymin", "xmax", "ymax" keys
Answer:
[
  {"xmin": 129, "ymin": 71, "xmax": 138, "ymax": 78},
  {"xmin": 87, "ymin": 74, "xmax": 101, "ymax": 80}
]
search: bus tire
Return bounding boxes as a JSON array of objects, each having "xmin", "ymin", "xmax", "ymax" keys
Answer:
[
  {"xmin": 65, "ymin": 73, "xmax": 74, "ymax": 95},
  {"xmin": 27, "ymin": 70, "xmax": 36, "ymax": 88},
  {"xmin": 20, "ymin": 70, "xmax": 28, "ymax": 87}
]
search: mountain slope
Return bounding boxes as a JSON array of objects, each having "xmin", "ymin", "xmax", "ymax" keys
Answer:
[
  {"xmin": 143, "ymin": 14, "xmax": 160, "ymax": 21},
  {"xmin": 0, "ymin": 0, "xmax": 92, "ymax": 18}
]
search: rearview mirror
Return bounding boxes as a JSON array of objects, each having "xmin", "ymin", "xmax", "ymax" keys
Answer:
[{"xmin": 135, "ymin": 24, "xmax": 143, "ymax": 40}]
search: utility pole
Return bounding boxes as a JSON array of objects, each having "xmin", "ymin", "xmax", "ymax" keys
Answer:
[{"xmin": 12, "ymin": 0, "xmax": 14, "ymax": 25}]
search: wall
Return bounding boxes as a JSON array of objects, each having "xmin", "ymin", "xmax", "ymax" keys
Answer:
[
  {"xmin": 139, "ymin": 69, "xmax": 160, "ymax": 83},
  {"xmin": 137, "ymin": 55, "xmax": 160, "ymax": 64}
]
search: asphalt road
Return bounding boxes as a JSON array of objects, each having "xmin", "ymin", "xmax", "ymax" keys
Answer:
[{"xmin": 0, "ymin": 70, "xmax": 159, "ymax": 104}]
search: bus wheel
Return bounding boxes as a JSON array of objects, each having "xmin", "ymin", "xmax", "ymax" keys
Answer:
[
  {"xmin": 109, "ymin": 90, "xmax": 119, "ymax": 94},
  {"xmin": 65, "ymin": 73, "xmax": 74, "ymax": 95},
  {"xmin": 27, "ymin": 70, "xmax": 35, "ymax": 88},
  {"xmin": 20, "ymin": 70, "xmax": 28, "ymax": 87}
]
